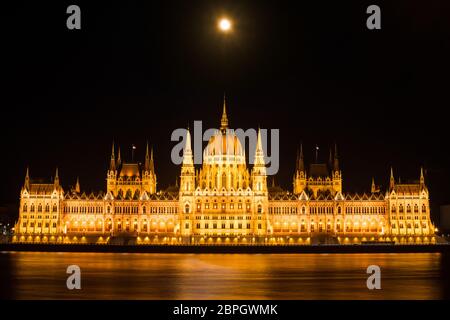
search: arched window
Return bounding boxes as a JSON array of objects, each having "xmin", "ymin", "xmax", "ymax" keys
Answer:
[
  {"xmin": 45, "ymin": 204, "xmax": 50, "ymax": 212},
  {"xmin": 23, "ymin": 203, "xmax": 28, "ymax": 212},
  {"xmin": 38, "ymin": 204, "xmax": 42, "ymax": 212},
  {"xmin": 185, "ymin": 204, "xmax": 190, "ymax": 214},
  {"xmin": 143, "ymin": 206, "xmax": 146, "ymax": 214},
  {"xmin": 30, "ymin": 204, "xmax": 35, "ymax": 212},
  {"xmin": 126, "ymin": 190, "xmax": 132, "ymax": 199},
  {"xmin": 302, "ymin": 206, "xmax": 306, "ymax": 214},
  {"xmin": 257, "ymin": 205, "xmax": 262, "ymax": 214},
  {"xmin": 414, "ymin": 204, "xmax": 419, "ymax": 213},
  {"xmin": 406, "ymin": 204, "xmax": 411, "ymax": 213},
  {"xmin": 391, "ymin": 205, "xmax": 396, "ymax": 213},
  {"xmin": 422, "ymin": 204, "xmax": 426, "ymax": 213},
  {"xmin": 52, "ymin": 205, "xmax": 57, "ymax": 212},
  {"xmin": 338, "ymin": 206, "xmax": 342, "ymax": 214},
  {"xmin": 399, "ymin": 205, "xmax": 404, "ymax": 213}
]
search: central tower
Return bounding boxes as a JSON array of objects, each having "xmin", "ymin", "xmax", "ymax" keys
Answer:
[{"xmin": 198, "ymin": 96, "xmax": 250, "ymax": 191}]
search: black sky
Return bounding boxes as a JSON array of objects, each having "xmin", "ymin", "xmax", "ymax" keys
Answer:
[{"xmin": 2, "ymin": 0, "xmax": 450, "ymax": 223}]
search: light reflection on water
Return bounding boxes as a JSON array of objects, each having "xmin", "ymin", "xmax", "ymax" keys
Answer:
[{"xmin": 0, "ymin": 252, "xmax": 449, "ymax": 299}]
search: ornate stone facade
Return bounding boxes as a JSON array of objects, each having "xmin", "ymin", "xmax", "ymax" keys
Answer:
[{"xmin": 13, "ymin": 100, "xmax": 436, "ymax": 244}]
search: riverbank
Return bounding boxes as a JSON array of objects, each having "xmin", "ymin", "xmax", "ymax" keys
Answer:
[{"xmin": 1, "ymin": 243, "xmax": 450, "ymax": 253}]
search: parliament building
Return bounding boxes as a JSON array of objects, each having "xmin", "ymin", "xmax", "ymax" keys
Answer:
[{"xmin": 13, "ymin": 100, "xmax": 436, "ymax": 245}]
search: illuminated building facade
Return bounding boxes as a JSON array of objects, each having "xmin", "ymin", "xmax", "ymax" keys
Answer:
[{"xmin": 13, "ymin": 101, "xmax": 436, "ymax": 244}]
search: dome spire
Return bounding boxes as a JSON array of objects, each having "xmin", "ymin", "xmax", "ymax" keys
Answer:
[{"xmin": 220, "ymin": 93, "xmax": 228, "ymax": 132}]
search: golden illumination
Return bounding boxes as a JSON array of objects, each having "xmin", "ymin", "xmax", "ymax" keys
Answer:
[{"xmin": 12, "ymin": 99, "xmax": 436, "ymax": 246}]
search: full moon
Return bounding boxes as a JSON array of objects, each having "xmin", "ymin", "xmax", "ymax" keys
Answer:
[{"xmin": 218, "ymin": 18, "xmax": 231, "ymax": 32}]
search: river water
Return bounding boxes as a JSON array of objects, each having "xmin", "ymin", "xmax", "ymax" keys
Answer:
[{"xmin": 1, "ymin": 252, "xmax": 449, "ymax": 299}]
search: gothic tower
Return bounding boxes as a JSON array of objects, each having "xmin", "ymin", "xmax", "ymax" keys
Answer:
[
  {"xmin": 179, "ymin": 128, "xmax": 195, "ymax": 236},
  {"xmin": 106, "ymin": 142, "xmax": 118, "ymax": 195},
  {"xmin": 293, "ymin": 143, "xmax": 306, "ymax": 195},
  {"xmin": 142, "ymin": 142, "xmax": 157, "ymax": 194}
]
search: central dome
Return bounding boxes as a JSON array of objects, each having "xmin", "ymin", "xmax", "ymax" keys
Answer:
[
  {"xmin": 203, "ymin": 96, "xmax": 246, "ymax": 165},
  {"xmin": 203, "ymin": 129, "xmax": 246, "ymax": 164}
]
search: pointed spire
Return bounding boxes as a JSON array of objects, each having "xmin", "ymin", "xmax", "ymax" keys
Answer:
[
  {"xmin": 110, "ymin": 141, "xmax": 116, "ymax": 172},
  {"xmin": 253, "ymin": 128, "xmax": 266, "ymax": 168},
  {"xmin": 420, "ymin": 166, "xmax": 425, "ymax": 187},
  {"xmin": 24, "ymin": 167, "xmax": 30, "ymax": 190},
  {"xmin": 371, "ymin": 177, "xmax": 376, "ymax": 193},
  {"xmin": 220, "ymin": 93, "xmax": 229, "ymax": 132},
  {"xmin": 390, "ymin": 166, "xmax": 395, "ymax": 190},
  {"xmin": 54, "ymin": 167, "xmax": 59, "ymax": 187},
  {"xmin": 333, "ymin": 143, "xmax": 339, "ymax": 171},
  {"xmin": 117, "ymin": 147, "xmax": 122, "ymax": 167},
  {"xmin": 298, "ymin": 143, "xmax": 305, "ymax": 172},
  {"xmin": 150, "ymin": 147, "xmax": 155, "ymax": 172},
  {"xmin": 182, "ymin": 128, "xmax": 194, "ymax": 166},
  {"xmin": 75, "ymin": 177, "xmax": 80, "ymax": 193},
  {"xmin": 144, "ymin": 141, "xmax": 150, "ymax": 172}
]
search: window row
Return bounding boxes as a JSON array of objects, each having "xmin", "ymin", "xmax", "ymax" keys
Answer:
[
  {"xmin": 391, "ymin": 204, "xmax": 426, "ymax": 213},
  {"xmin": 23, "ymin": 204, "xmax": 57, "ymax": 213},
  {"xmin": 194, "ymin": 223, "xmax": 253, "ymax": 229},
  {"xmin": 22, "ymin": 222, "xmax": 57, "ymax": 228}
]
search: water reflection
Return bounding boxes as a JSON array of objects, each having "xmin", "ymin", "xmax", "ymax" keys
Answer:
[{"xmin": 0, "ymin": 252, "xmax": 447, "ymax": 299}]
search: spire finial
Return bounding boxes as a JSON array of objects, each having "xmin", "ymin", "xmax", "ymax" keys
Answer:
[
  {"xmin": 220, "ymin": 93, "xmax": 229, "ymax": 131},
  {"xmin": 150, "ymin": 147, "xmax": 155, "ymax": 172},
  {"xmin": 144, "ymin": 141, "xmax": 150, "ymax": 172},
  {"xmin": 390, "ymin": 166, "xmax": 395, "ymax": 190},
  {"xmin": 75, "ymin": 177, "xmax": 80, "ymax": 193},
  {"xmin": 182, "ymin": 128, "xmax": 194, "ymax": 166},
  {"xmin": 420, "ymin": 166, "xmax": 425, "ymax": 186},
  {"xmin": 371, "ymin": 177, "xmax": 376, "ymax": 193},
  {"xmin": 110, "ymin": 141, "xmax": 116, "ymax": 172},
  {"xmin": 54, "ymin": 167, "xmax": 60, "ymax": 187},
  {"xmin": 111, "ymin": 141, "xmax": 115, "ymax": 159},
  {"xmin": 297, "ymin": 142, "xmax": 305, "ymax": 172},
  {"xmin": 24, "ymin": 167, "xmax": 30, "ymax": 190},
  {"xmin": 253, "ymin": 128, "xmax": 266, "ymax": 167},
  {"xmin": 333, "ymin": 143, "xmax": 339, "ymax": 171}
]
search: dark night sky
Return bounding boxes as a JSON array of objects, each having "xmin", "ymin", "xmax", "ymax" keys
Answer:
[{"xmin": 2, "ymin": 1, "xmax": 450, "ymax": 223}]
